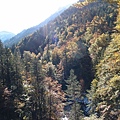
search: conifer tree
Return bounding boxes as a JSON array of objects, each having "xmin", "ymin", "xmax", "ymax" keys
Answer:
[
  {"xmin": 22, "ymin": 51, "xmax": 47, "ymax": 120},
  {"xmin": 12, "ymin": 48, "xmax": 23, "ymax": 95},
  {"xmin": 0, "ymin": 41, "xmax": 5, "ymax": 85},
  {"xmin": 65, "ymin": 69, "xmax": 82, "ymax": 120},
  {"xmin": 30, "ymin": 54, "xmax": 45, "ymax": 120}
]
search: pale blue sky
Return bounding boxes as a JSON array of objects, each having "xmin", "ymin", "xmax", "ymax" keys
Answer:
[{"xmin": 0, "ymin": 0, "xmax": 78, "ymax": 34}]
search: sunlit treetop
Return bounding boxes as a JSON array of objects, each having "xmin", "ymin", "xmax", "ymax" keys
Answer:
[
  {"xmin": 74, "ymin": 0, "xmax": 120, "ymax": 32},
  {"xmin": 74, "ymin": 0, "xmax": 120, "ymax": 8}
]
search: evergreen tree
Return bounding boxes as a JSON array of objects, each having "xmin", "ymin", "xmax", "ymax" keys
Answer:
[
  {"xmin": 0, "ymin": 41, "xmax": 5, "ymax": 85},
  {"xmin": 30, "ymin": 54, "xmax": 45, "ymax": 120},
  {"xmin": 12, "ymin": 48, "xmax": 23, "ymax": 95},
  {"xmin": 22, "ymin": 51, "xmax": 47, "ymax": 120},
  {"xmin": 65, "ymin": 69, "xmax": 82, "ymax": 120}
]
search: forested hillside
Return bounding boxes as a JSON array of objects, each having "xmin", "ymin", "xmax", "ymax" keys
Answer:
[{"xmin": 0, "ymin": 0, "xmax": 120, "ymax": 120}]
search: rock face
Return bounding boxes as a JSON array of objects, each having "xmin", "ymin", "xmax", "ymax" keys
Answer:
[{"xmin": 0, "ymin": 31, "xmax": 15, "ymax": 42}]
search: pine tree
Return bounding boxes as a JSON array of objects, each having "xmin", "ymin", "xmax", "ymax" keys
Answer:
[
  {"xmin": 30, "ymin": 54, "xmax": 45, "ymax": 120},
  {"xmin": 0, "ymin": 41, "xmax": 5, "ymax": 85},
  {"xmin": 65, "ymin": 69, "xmax": 82, "ymax": 120},
  {"xmin": 12, "ymin": 48, "xmax": 23, "ymax": 95},
  {"xmin": 22, "ymin": 51, "xmax": 47, "ymax": 120}
]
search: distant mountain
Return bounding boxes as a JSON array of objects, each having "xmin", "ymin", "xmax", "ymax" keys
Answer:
[
  {"xmin": 4, "ymin": 6, "xmax": 69, "ymax": 47},
  {"xmin": 0, "ymin": 31, "xmax": 15, "ymax": 42}
]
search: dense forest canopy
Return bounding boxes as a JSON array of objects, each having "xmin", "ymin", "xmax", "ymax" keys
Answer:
[{"xmin": 0, "ymin": 0, "xmax": 120, "ymax": 120}]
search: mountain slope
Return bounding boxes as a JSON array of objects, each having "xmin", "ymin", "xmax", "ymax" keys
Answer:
[
  {"xmin": 0, "ymin": 1, "xmax": 119, "ymax": 120},
  {"xmin": 3, "ymin": 6, "xmax": 68, "ymax": 47},
  {"xmin": 0, "ymin": 31, "xmax": 15, "ymax": 42},
  {"xmin": 16, "ymin": 2, "xmax": 117, "ymax": 90}
]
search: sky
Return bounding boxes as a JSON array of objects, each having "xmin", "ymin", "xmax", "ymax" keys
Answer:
[{"xmin": 0, "ymin": 0, "xmax": 78, "ymax": 34}]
